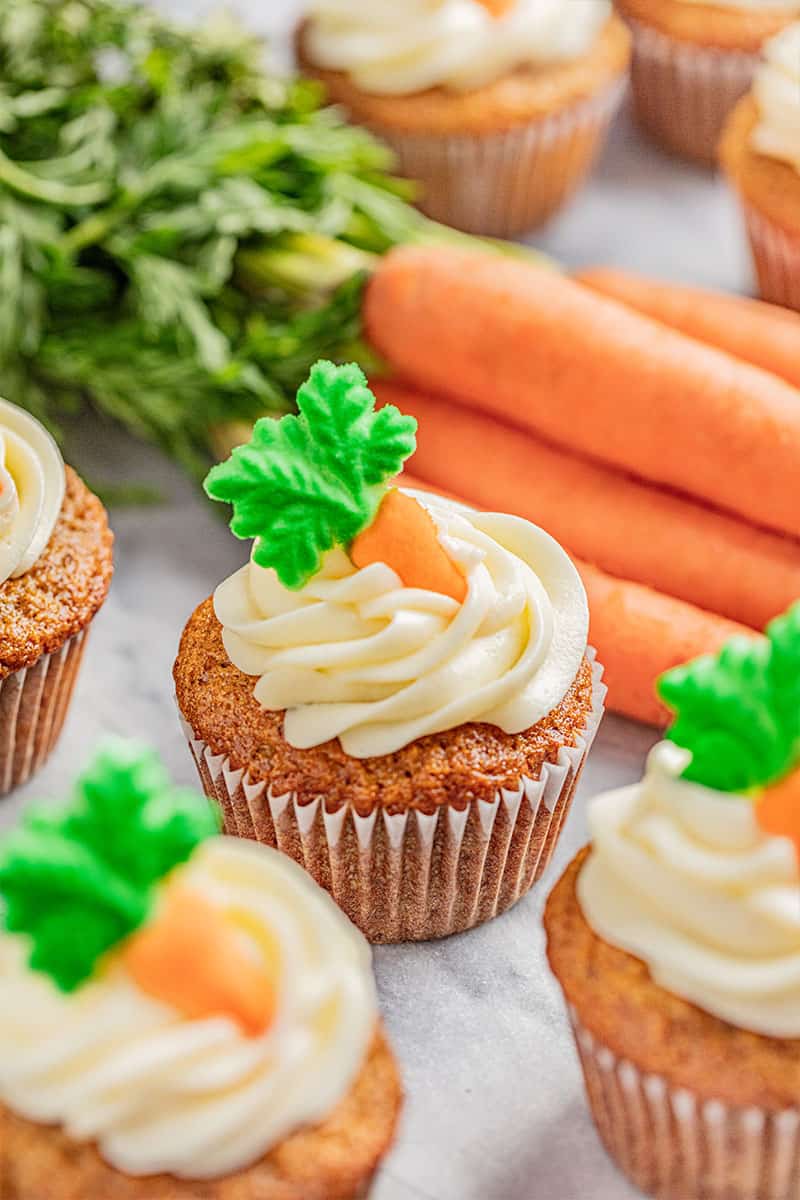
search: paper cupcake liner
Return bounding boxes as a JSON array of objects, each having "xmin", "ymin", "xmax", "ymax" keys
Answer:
[
  {"xmin": 741, "ymin": 201, "xmax": 800, "ymax": 313},
  {"xmin": 0, "ymin": 630, "xmax": 88, "ymax": 797},
  {"xmin": 626, "ymin": 19, "xmax": 758, "ymax": 164},
  {"xmin": 568, "ymin": 1005, "xmax": 800, "ymax": 1200},
  {"xmin": 371, "ymin": 81, "xmax": 626, "ymax": 237},
  {"xmin": 178, "ymin": 653, "xmax": 605, "ymax": 943}
]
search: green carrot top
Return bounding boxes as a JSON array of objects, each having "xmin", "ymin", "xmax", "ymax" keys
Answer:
[
  {"xmin": 0, "ymin": 740, "xmax": 219, "ymax": 992},
  {"xmin": 204, "ymin": 360, "xmax": 418, "ymax": 590},
  {"xmin": 657, "ymin": 601, "xmax": 800, "ymax": 793}
]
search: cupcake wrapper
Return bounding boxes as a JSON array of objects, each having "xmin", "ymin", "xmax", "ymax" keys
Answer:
[
  {"xmin": 626, "ymin": 19, "xmax": 758, "ymax": 164},
  {"xmin": 371, "ymin": 80, "xmax": 626, "ymax": 237},
  {"xmin": 0, "ymin": 631, "xmax": 88, "ymax": 797},
  {"xmin": 178, "ymin": 653, "xmax": 605, "ymax": 943},
  {"xmin": 742, "ymin": 202, "xmax": 800, "ymax": 313},
  {"xmin": 567, "ymin": 1005, "xmax": 800, "ymax": 1200}
]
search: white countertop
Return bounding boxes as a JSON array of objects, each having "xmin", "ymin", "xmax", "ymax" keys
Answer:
[{"xmin": 1, "ymin": 5, "xmax": 758, "ymax": 1198}]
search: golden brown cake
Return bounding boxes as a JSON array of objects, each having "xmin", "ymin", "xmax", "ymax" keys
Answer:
[
  {"xmin": 175, "ymin": 361, "xmax": 604, "ymax": 942},
  {"xmin": 0, "ymin": 397, "xmax": 114, "ymax": 795},
  {"xmin": 296, "ymin": 5, "xmax": 630, "ymax": 235},
  {"xmin": 614, "ymin": 0, "xmax": 798, "ymax": 162}
]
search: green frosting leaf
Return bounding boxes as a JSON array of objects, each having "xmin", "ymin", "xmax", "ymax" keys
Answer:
[
  {"xmin": 204, "ymin": 360, "xmax": 417, "ymax": 589},
  {"xmin": 657, "ymin": 601, "xmax": 800, "ymax": 792},
  {"xmin": 0, "ymin": 739, "xmax": 220, "ymax": 992}
]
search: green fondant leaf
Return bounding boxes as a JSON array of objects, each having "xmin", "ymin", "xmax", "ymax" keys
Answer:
[
  {"xmin": 0, "ymin": 739, "xmax": 220, "ymax": 992},
  {"xmin": 657, "ymin": 601, "xmax": 800, "ymax": 792},
  {"xmin": 204, "ymin": 359, "xmax": 417, "ymax": 589}
]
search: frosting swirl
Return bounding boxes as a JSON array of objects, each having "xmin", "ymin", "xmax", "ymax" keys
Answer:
[
  {"xmin": 578, "ymin": 741, "xmax": 800, "ymax": 1038},
  {"xmin": 0, "ymin": 838, "xmax": 377, "ymax": 1180},
  {"xmin": 0, "ymin": 396, "xmax": 64, "ymax": 585},
  {"xmin": 752, "ymin": 24, "xmax": 800, "ymax": 175},
  {"xmin": 305, "ymin": 0, "xmax": 612, "ymax": 95},
  {"xmin": 214, "ymin": 492, "xmax": 588, "ymax": 758}
]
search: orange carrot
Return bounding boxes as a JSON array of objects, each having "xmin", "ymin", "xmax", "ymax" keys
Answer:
[
  {"xmin": 398, "ymin": 471, "xmax": 753, "ymax": 726},
  {"xmin": 124, "ymin": 886, "xmax": 276, "ymax": 1037},
  {"xmin": 351, "ymin": 487, "xmax": 466, "ymax": 601},
  {"xmin": 376, "ymin": 381, "xmax": 800, "ymax": 630},
  {"xmin": 476, "ymin": 0, "xmax": 515, "ymax": 13},
  {"xmin": 756, "ymin": 773, "xmax": 800, "ymax": 858},
  {"xmin": 365, "ymin": 246, "xmax": 800, "ymax": 540},
  {"xmin": 575, "ymin": 267, "xmax": 800, "ymax": 390}
]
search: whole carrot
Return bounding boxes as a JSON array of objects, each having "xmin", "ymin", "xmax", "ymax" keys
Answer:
[
  {"xmin": 365, "ymin": 246, "xmax": 800, "ymax": 540},
  {"xmin": 378, "ymin": 381, "xmax": 800, "ymax": 631},
  {"xmin": 576, "ymin": 266, "xmax": 800, "ymax": 389}
]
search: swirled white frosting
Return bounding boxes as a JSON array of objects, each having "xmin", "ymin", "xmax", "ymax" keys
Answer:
[
  {"xmin": 578, "ymin": 741, "xmax": 800, "ymax": 1038},
  {"xmin": 304, "ymin": 0, "xmax": 612, "ymax": 94},
  {"xmin": 0, "ymin": 838, "xmax": 377, "ymax": 1180},
  {"xmin": 214, "ymin": 492, "xmax": 588, "ymax": 758},
  {"xmin": 0, "ymin": 396, "xmax": 64, "ymax": 586},
  {"xmin": 752, "ymin": 24, "xmax": 800, "ymax": 175}
]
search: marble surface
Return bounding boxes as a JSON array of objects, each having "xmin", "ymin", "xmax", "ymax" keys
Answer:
[{"xmin": 0, "ymin": 4, "xmax": 760, "ymax": 1198}]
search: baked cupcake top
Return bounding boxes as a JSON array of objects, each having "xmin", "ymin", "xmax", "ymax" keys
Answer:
[
  {"xmin": 751, "ymin": 23, "xmax": 800, "ymax": 173},
  {"xmin": 0, "ymin": 396, "xmax": 64, "ymax": 586},
  {"xmin": 0, "ymin": 740, "xmax": 378, "ymax": 1180},
  {"xmin": 578, "ymin": 602, "xmax": 800, "ymax": 1038},
  {"xmin": 205, "ymin": 360, "xmax": 588, "ymax": 758},
  {"xmin": 303, "ymin": 0, "xmax": 612, "ymax": 94}
]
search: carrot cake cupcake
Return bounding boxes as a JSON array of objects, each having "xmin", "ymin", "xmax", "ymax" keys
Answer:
[
  {"xmin": 721, "ymin": 23, "xmax": 800, "ymax": 310},
  {"xmin": 0, "ymin": 739, "xmax": 401, "ymax": 1200},
  {"xmin": 615, "ymin": 0, "xmax": 799, "ymax": 163},
  {"xmin": 297, "ymin": 0, "xmax": 631, "ymax": 236},
  {"xmin": 0, "ymin": 397, "xmax": 113, "ymax": 795},
  {"xmin": 174, "ymin": 360, "xmax": 604, "ymax": 943},
  {"xmin": 545, "ymin": 602, "xmax": 800, "ymax": 1200}
]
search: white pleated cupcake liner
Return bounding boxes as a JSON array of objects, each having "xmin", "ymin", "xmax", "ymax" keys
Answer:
[
  {"xmin": 178, "ymin": 653, "xmax": 605, "ymax": 943},
  {"xmin": 742, "ymin": 201, "xmax": 800, "ymax": 313},
  {"xmin": 0, "ymin": 630, "xmax": 88, "ymax": 797},
  {"xmin": 568, "ymin": 1005, "xmax": 800, "ymax": 1200},
  {"xmin": 371, "ymin": 79, "xmax": 626, "ymax": 237},
  {"xmin": 626, "ymin": 18, "xmax": 759, "ymax": 164}
]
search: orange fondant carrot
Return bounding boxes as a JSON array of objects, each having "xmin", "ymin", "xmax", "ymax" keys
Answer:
[
  {"xmin": 756, "ymin": 772, "xmax": 800, "ymax": 858},
  {"xmin": 476, "ymin": 0, "xmax": 515, "ymax": 14},
  {"xmin": 351, "ymin": 487, "xmax": 466, "ymax": 602},
  {"xmin": 124, "ymin": 886, "xmax": 276, "ymax": 1037},
  {"xmin": 364, "ymin": 246, "xmax": 800, "ymax": 540},
  {"xmin": 375, "ymin": 381, "xmax": 800, "ymax": 631},
  {"xmin": 398, "ymin": 472, "xmax": 753, "ymax": 726},
  {"xmin": 575, "ymin": 267, "xmax": 800, "ymax": 390}
]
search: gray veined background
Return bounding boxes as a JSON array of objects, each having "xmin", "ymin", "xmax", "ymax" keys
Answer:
[{"xmin": 2, "ymin": 3, "xmax": 755, "ymax": 1197}]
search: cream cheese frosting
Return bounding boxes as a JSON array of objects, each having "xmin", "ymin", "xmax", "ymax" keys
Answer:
[
  {"xmin": 214, "ymin": 491, "xmax": 589, "ymax": 758},
  {"xmin": 578, "ymin": 741, "xmax": 800, "ymax": 1038},
  {"xmin": 0, "ymin": 396, "xmax": 65, "ymax": 586},
  {"xmin": 304, "ymin": 0, "xmax": 612, "ymax": 95},
  {"xmin": 0, "ymin": 837, "xmax": 378, "ymax": 1180},
  {"xmin": 752, "ymin": 23, "xmax": 800, "ymax": 175}
]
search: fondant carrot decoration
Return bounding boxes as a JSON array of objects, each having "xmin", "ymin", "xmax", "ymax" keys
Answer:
[
  {"xmin": 476, "ymin": 0, "xmax": 516, "ymax": 15},
  {"xmin": 658, "ymin": 604, "xmax": 800, "ymax": 816},
  {"xmin": 575, "ymin": 267, "xmax": 800, "ymax": 390},
  {"xmin": 124, "ymin": 885, "xmax": 276, "ymax": 1036},
  {"xmin": 364, "ymin": 245, "xmax": 800, "ymax": 540},
  {"xmin": 205, "ymin": 360, "xmax": 467, "ymax": 599}
]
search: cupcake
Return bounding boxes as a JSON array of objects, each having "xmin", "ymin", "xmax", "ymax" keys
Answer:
[
  {"xmin": 545, "ymin": 601, "xmax": 800, "ymax": 1200},
  {"xmin": 615, "ymin": 0, "xmax": 799, "ymax": 163},
  {"xmin": 0, "ymin": 739, "xmax": 401, "ymax": 1199},
  {"xmin": 0, "ymin": 397, "xmax": 113, "ymax": 796},
  {"xmin": 721, "ymin": 24, "xmax": 800, "ymax": 311},
  {"xmin": 174, "ymin": 360, "xmax": 604, "ymax": 943},
  {"xmin": 296, "ymin": 0, "xmax": 631, "ymax": 237}
]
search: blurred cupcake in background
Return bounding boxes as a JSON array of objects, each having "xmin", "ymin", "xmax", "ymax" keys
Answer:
[
  {"xmin": 546, "ymin": 603, "xmax": 800, "ymax": 1200},
  {"xmin": 0, "ymin": 398, "xmax": 113, "ymax": 796},
  {"xmin": 296, "ymin": 0, "xmax": 631, "ymax": 236},
  {"xmin": 721, "ymin": 24, "xmax": 800, "ymax": 310},
  {"xmin": 616, "ymin": 0, "xmax": 798, "ymax": 163}
]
